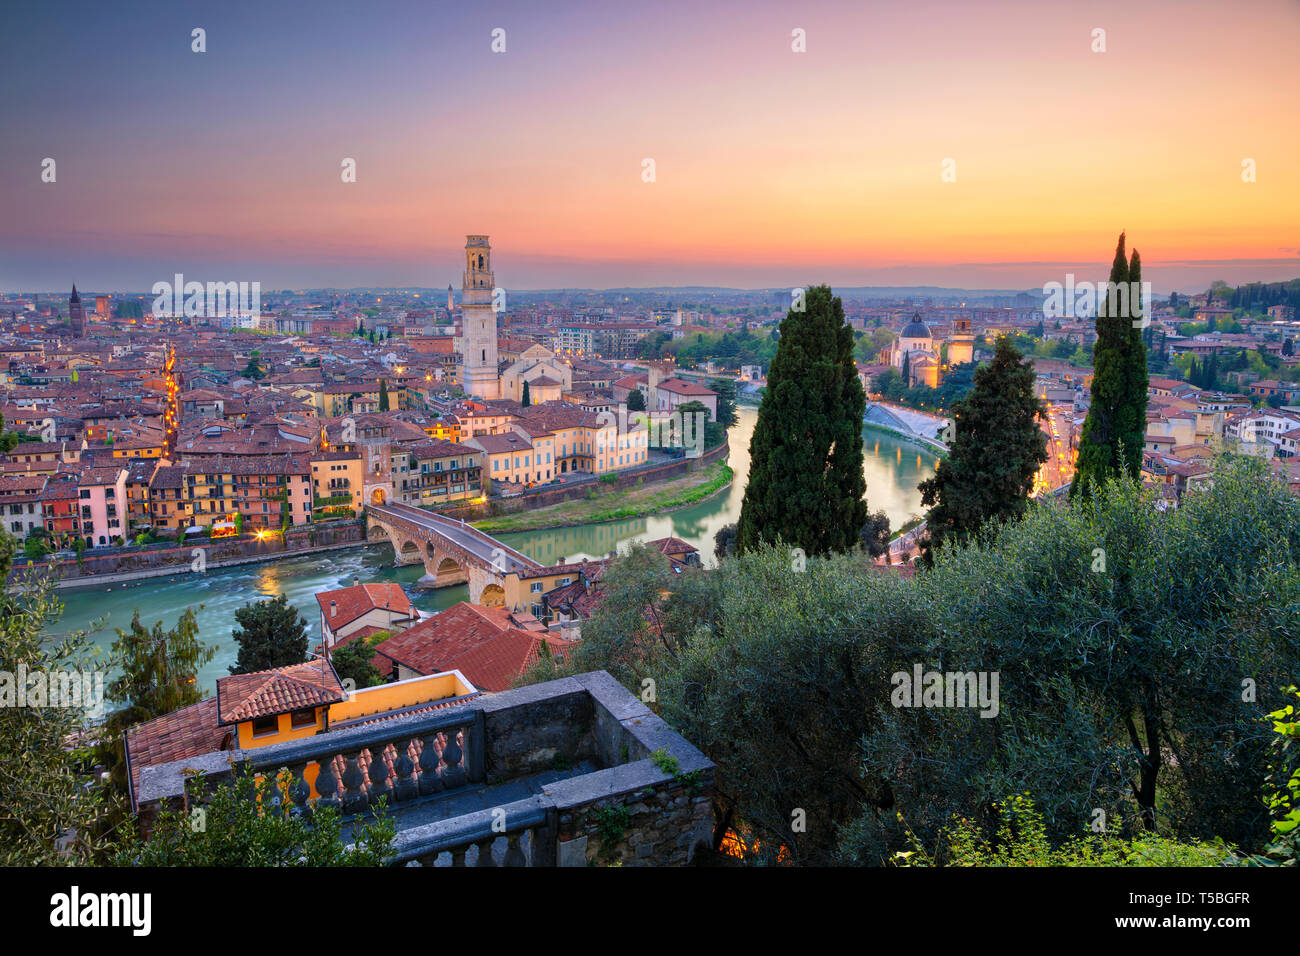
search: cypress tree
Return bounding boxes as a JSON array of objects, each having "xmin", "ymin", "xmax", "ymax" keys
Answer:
[
  {"xmin": 1071, "ymin": 233, "xmax": 1147, "ymax": 497},
  {"xmin": 1116, "ymin": 249, "xmax": 1149, "ymax": 478},
  {"xmin": 521, "ymin": 379, "xmax": 531, "ymax": 407},
  {"xmin": 918, "ymin": 336, "xmax": 1048, "ymax": 559},
  {"xmin": 378, "ymin": 379, "xmax": 390, "ymax": 411},
  {"xmin": 737, "ymin": 284, "xmax": 867, "ymax": 555}
]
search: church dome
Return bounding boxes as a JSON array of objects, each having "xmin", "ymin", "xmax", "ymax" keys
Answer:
[{"xmin": 900, "ymin": 314, "xmax": 931, "ymax": 339}]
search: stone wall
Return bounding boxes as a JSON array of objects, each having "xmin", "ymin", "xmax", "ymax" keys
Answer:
[
  {"xmin": 557, "ymin": 772, "xmax": 714, "ymax": 867},
  {"xmin": 9, "ymin": 519, "xmax": 365, "ymax": 587},
  {"xmin": 479, "ymin": 682, "xmax": 597, "ymax": 780}
]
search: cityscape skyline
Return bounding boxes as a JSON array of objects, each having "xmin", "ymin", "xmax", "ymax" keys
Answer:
[{"xmin": 3, "ymin": 0, "xmax": 1298, "ymax": 293}]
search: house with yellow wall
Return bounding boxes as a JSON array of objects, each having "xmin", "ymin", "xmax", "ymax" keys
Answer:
[{"xmin": 123, "ymin": 659, "xmax": 479, "ymax": 811}]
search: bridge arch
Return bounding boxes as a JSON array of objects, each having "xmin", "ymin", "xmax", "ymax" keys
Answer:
[
  {"xmin": 432, "ymin": 555, "xmax": 468, "ymax": 588},
  {"xmin": 366, "ymin": 502, "xmax": 543, "ymax": 605}
]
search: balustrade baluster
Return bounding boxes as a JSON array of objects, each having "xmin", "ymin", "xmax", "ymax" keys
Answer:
[
  {"xmin": 368, "ymin": 744, "xmax": 392, "ymax": 808},
  {"xmin": 393, "ymin": 740, "xmax": 418, "ymax": 802},
  {"xmin": 449, "ymin": 846, "xmax": 468, "ymax": 867},
  {"xmin": 474, "ymin": 838, "xmax": 497, "ymax": 866},
  {"xmin": 314, "ymin": 758, "xmax": 340, "ymax": 812},
  {"xmin": 288, "ymin": 763, "xmax": 312, "ymax": 817},
  {"xmin": 440, "ymin": 726, "xmax": 468, "ymax": 790},
  {"xmin": 341, "ymin": 749, "xmax": 367, "ymax": 815},
  {"xmin": 418, "ymin": 734, "xmax": 445, "ymax": 796},
  {"xmin": 504, "ymin": 832, "xmax": 527, "ymax": 867}
]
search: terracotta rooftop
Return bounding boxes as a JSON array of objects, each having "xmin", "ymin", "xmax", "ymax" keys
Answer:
[
  {"xmin": 215, "ymin": 660, "xmax": 346, "ymax": 725},
  {"xmin": 123, "ymin": 697, "xmax": 231, "ymax": 811},
  {"xmin": 374, "ymin": 602, "xmax": 575, "ymax": 693},
  {"xmin": 316, "ymin": 582, "xmax": 414, "ymax": 631}
]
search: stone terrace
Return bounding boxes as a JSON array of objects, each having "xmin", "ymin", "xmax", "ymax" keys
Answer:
[{"xmin": 136, "ymin": 671, "xmax": 715, "ymax": 867}]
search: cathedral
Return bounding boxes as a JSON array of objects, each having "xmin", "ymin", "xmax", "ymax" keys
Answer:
[
  {"xmin": 881, "ymin": 312, "xmax": 976, "ymax": 389},
  {"xmin": 453, "ymin": 235, "xmax": 571, "ymax": 404},
  {"xmin": 885, "ymin": 313, "xmax": 940, "ymax": 388}
]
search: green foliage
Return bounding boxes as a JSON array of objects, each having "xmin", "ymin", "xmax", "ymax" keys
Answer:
[
  {"xmin": 651, "ymin": 748, "xmax": 680, "ymax": 776},
  {"xmin": 528, "ymin": 457, "xmax": 1300, "ymax": 866},
  {"xmin": 594, "ymin": 805, "xmax": 631, "ymax": 855},
  {"xmin": 713, "ymin": 522, "xmax": 738, "ymax": 562},
  {"xmin": 378, "ymin": 379, "xmax": 390, "ymax": 411},
  {"xmin": 1232, "ymin": 686, "xmax": 1300, "ymax": 866},
  {"xmin": 738, "ymin": 285, "xmax": 867, "ymax": 556},
  {"xmin": 242, "ymin": 350, "xmax": 265, "ymax": 380},
  {"xmin": 707, "ymin": 378, "xmax": 738, "ymax": 428},
  {"xmin": 23, "ymin": 531, "xmax": 49, "ymax": 560},
  {"xmin": 0, "ymin": 536, "xmax": 128, "ymax": 863},
  {"xmin": 919, "ymin": 336, "xmax": 1047, "ymax": 558},
  {"xmin": 99, "ymin": 607, "xmax": 215, "ymax": 792},
  {"xmin": 625, "ymin": 387, "xmax": 646, "ymax": 412},
  {"xmin": 1073, "ymin": 233, "xmax": 1148, "ymax": 497},
  {"xmin": 330, "ymin": 635, "xmax": 386, "ymax": 689},
  {"xmin": 892, "ymin": 795, "xmax": 1231, "ymax": 867},
  {"xmin": 520, "ymin": 379, "xmax": 531, "ymax": 407},
  {"xmin": 229, "ymin": 594, "xmax": 309, "ymax": 675},
  {"xmin": 118, "ymin": 770, "xmax": 395, "ymax": 866},
  {"xmin": 859, "ymin": 510, "xmax": 891, "ymax": 558}
]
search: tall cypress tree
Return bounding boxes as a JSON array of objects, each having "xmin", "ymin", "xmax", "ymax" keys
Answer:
[
  {"xmin": 1072, "ymin": 233, "xmax": 1147, "ymax": 497},
  {"xmin": 378, "ymin": 379, "xmax": 390, "ymax": 411},
  {"xmin": 521, "ymin": 379, "xmax": 531, "ymax": 407},
  {"xmin": 737, "ymin": 284, "xmax": 867, "ymax": 555},
  {"xmin": 1117, "ymin": 249, "xmax": 1149, "ymax": 478},
  {"xmin": 918, "ymin": 336, "xmax": 1048, "ymax": 559}
]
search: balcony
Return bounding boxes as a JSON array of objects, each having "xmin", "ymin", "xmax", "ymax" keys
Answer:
[{"xmin": 136, "ymin": 672, "xmax": 714, "ymax": 866}]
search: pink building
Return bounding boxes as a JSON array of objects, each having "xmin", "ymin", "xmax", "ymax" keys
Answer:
[{"xmin": 77, "ymin": 465, "xmax": 128, "ymax": 547}]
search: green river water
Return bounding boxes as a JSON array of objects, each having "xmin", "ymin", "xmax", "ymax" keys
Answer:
[{"xmin": 45, "ymin": 406, "xmax": 937, "ymax": 692}]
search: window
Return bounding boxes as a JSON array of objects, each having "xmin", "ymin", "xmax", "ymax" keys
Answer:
[
  {"xmin": 531, "ymin": 581, "xmax": 543, "ymax": 593},
  {"xmin": 251, "ymin": 715, "xmax": 278, "ymax": 736},
  {"xmin": 289, "ymin": 708, "xmax": 316, "ymax": 729}
]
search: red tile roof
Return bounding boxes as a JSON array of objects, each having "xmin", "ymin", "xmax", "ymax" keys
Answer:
[
  {"xmin": 123, "ymin": 697, "xmax": 232, "ymax": 810},
  {"xmin": 215, "ymin": 660, "xmax": 346, "ymax": 725},
  {"xmin": 374, "ymin": 602, "xmax": 575, "ymax": 692},
  {"xmin": 316, "ymin": 582, "xmax": 413, "ymax": 630}
]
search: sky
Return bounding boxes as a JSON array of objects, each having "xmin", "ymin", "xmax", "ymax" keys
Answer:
[{"xmin": 2, "ymin": 0, "xmax": 1297, "ymax": 294}]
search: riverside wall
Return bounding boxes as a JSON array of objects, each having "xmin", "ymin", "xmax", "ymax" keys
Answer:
[{"xmin": 9, "ymin": 521, "xmax": 366, "ymax": 590}]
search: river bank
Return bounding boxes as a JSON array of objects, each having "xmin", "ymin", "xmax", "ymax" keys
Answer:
[
  {"xmin": 473, "ymin": 461, "xmax": 734, "ymax": 534},
  {"xmin": 862, "ymin": 421, "xmax": 949, "ymax": 454},
  {"xmin": 12, "ymin": 521, "xmax": 367, "ymax": 590}
]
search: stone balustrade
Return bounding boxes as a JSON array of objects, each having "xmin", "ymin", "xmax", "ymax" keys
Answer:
[{"xmin": 137, "ymin": 671, "xmax": 715, "ymax": 866}]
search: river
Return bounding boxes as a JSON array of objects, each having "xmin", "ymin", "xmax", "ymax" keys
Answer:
[{"xmin": 45, "ymin": 405, "xmax": 936, "ymax": 692}]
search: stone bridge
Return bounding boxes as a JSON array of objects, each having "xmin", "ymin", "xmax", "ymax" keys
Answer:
[{"xmin": 366, "ymin": 502, "xmax": 541, "ymax": 606}]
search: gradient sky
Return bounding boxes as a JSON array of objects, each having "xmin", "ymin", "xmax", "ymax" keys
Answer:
[{"xmin": 2, "ymin": 0, "xmax": 1297, "ymax": 293}]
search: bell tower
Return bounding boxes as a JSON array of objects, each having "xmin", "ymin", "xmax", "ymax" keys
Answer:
[{"xmin": 457, "ymin": 235, "xmax": 501, "ymax": 399}]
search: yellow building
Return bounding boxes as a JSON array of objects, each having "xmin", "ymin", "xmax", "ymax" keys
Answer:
[
  {"xmin": 310, "ymin": 450, "xmax": 364, "ymax": 517},
  {"xmin": 123, "ymin": 659, "xmax": 479, "ymax": 811}
]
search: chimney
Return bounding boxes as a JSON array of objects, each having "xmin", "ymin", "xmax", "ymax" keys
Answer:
[
  {"xmin": 329, "ymin": 600, "xmax": 337, "ymax": 618},
  {"xmin": 353, "ymin": 575, "xmax": 360, "ymax": 588}
]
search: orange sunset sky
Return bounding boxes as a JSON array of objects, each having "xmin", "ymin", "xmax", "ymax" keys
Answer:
[{"xmin": 2, "ymin": 0, "xmax": 1297, "ymax": 291}]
